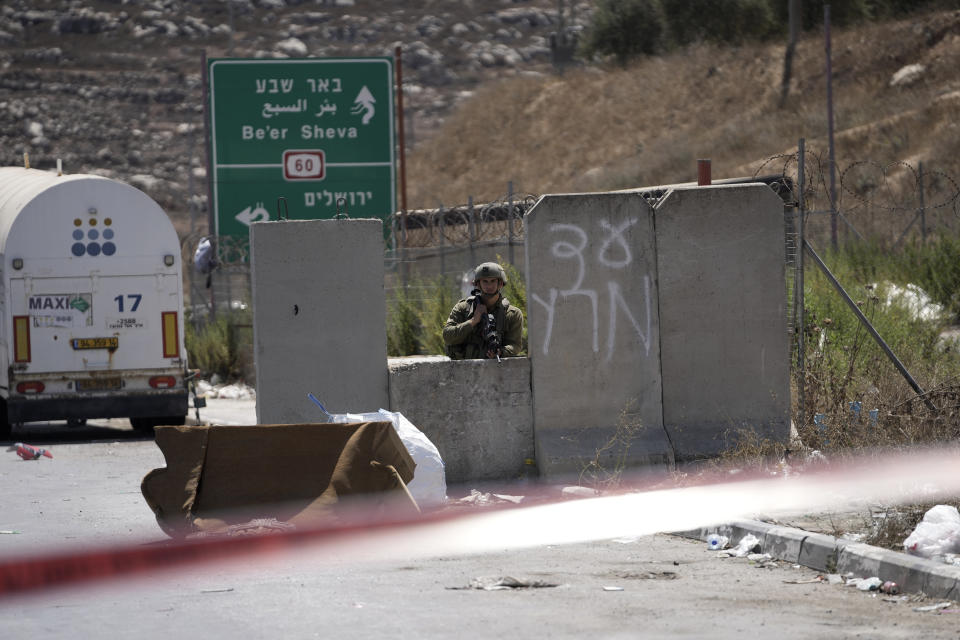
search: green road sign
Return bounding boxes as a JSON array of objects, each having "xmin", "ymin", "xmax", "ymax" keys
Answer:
[{"xmin": 207, "ymin": 57, "xmax": 395, "ymax": 238}]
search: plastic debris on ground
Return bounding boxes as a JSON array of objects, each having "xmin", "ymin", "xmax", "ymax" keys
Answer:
[
  {"xmin": 727, "ymin": 533, "xmax": 761, "ymax": 558},
  {"xmin": 307, "ymin": 396, "xmax": 447, "ymax": 508},
  {"xmin": 849, "ymin": 576, "xmax": 883, "ymax": 591},
  {"xmin": 450, "ymin": 576, "xmax": 559, "ymax": 591},
  {"xmin": 903, "ymin": 504, "xmax": 960, "ymax": 559},
  {"xmin": 913, "ymin": 602, "xmax": 954, "ymax": 612},
  {"xmin": 7, "ymin": 443, "xmax": 53, "ymax": 460},
  {"xmin": 195, "ymin": 379, "xmax": 256, "ymax": 400},
  {"xmin": 706, "ymin": 533, "xmax": 729, "ymax": 550},
  {"xmin": 561, "ymin": 486, "xmax": 598, "ymax": 499},
  {"xmin": 456, "ymin": 490, "xmax": 523, "ymax": 506}
]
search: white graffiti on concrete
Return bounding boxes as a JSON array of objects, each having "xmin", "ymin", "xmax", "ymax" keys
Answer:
[{"xmin": 531, "ymin": 218, "xmax": 652, "ymax": 360}]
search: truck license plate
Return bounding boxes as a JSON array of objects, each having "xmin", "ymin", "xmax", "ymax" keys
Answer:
[
  {"xmin": 76, "ymin": 377, "xmax": 122, "ymax": 392},
  {"xmin": 72, "ymin": 337, "xmax": 119, "ymax": 350}
]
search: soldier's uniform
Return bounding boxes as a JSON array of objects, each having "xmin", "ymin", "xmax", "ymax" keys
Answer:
[{"xmin": 443, "ymin": 293, "xmax": 524, "ymax": 360}]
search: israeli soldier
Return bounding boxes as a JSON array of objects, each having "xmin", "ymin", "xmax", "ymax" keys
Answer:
[{"xmin": 443, "ymin": 262, "xmax": 524, "ymax": 360}]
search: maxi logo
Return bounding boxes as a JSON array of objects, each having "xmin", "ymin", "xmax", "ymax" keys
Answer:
[{"xmin": 531, "ymin": 218, "xmax": 653, "ymax": 361}]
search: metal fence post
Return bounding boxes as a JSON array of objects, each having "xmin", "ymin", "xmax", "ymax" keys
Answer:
[
  {"xmin": 468, "ymin": 196, "xmax": 476, "ymax": 268},
  {"xmin": 508, "ymin": 181, "xmax": 515, "ymax": 266},
  {"xmin": 797, "ymin": 138, "xmax": 806, "ymax": 431}
]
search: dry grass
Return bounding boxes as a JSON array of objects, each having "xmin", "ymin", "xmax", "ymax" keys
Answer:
[{"xmin": 407, "ymin": 9, "xmax": 960, "ymax": 211}]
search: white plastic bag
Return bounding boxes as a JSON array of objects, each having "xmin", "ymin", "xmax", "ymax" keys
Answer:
[
  {"xmin": 903, "ymin": 504, "xmax": 960, "ymax": 559},
  {"xmin": 309, "ymin": 398, "xmax": 447, "ymax": 508},
  {"xmin": 193, "ymin": 237, "xmax": 217, "ymax": 274}
]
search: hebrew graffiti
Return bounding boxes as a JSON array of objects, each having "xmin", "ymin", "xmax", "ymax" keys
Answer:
[{"xmin": 531, "ymin": 218, "xmax": 653, "ymax": 361}]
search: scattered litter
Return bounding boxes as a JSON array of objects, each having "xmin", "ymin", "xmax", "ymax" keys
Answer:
[
  {"xmin": 942, "ymin": 553, "xmax": 960, "ymax": 566},
  {"xmin": 855, "ymin": 576, "xmax": 883, "ymax": 591},
  {"xmin": 783, "ymin": 576, "xmax": 824, "ymax": 585},
  {"xmin": 188, "ymin": 518, "xmax": 295, "ymax": 538},
  {"xmin": 612, "ymin": 536, "xmax": 639, "ymax": 544},
  {"xmin": 200, "ymin": 588, "xmax": 234, "ymax": 593},
  {"xmin": 452, "ymin": 576, "xmax": 559, "ymax": 591},
  {"xmin": 903, "ymin": 504, "xmax": 960, "ymax": 559},
  {"xmin": 0, "ymin": 530, "xmax": 20, "ymax": 535},
  {"xmin": 729, "ymin": 534, "xmax": 761, "ymax": 557},
  {"xmin": 747, "ymin": 552, "xmax": 772, "ymax": 562},
  {"xmin": 7, "ymin": 443, "xmax": 53, "ymax": 460},
  {"xmin": 880, "ymin": 581, "xmax": 900, "ymax": 595},
  {"xmin": 826, "ymin": 574, "xmax": 845, "ymax": 585},
  {"xmin": 456, "ymin": 490, "xmax": 524, "ymax": 506},
  {"xmin": 607, "ymin": 570, "xmax": 677, "ymax": 580},
  {"xmin": 561, "ymin": 486, "xmax": 598, "ymax": 499},
  {"xmin": 602, "ymin": 586, "xmax": 624, "ymax": 591},
  {"xmin": 307, "ymin": 401, "xmax": 448, "ymax": 507},
  {"xmin": 913, "ymin": 602, "xmax": 953, "ymax": 612},
  {"xmin": 706, "ymin": 534, "xmax": 729, "ymax": 550}
]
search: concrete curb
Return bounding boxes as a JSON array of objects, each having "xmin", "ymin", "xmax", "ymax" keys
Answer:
[{"xmin": 677, "ymin": 520, "xmax": 960, "ymax": 600}]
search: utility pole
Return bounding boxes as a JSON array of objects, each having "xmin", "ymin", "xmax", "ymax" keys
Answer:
[{"xmin": 779, "ymin": 0, "xmax": 800, "ymax": 108}]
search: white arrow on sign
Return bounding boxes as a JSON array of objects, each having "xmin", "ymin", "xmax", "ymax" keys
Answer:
[
  {"xmin": 351, "ymin": 86, "xmax": 375, "ymax": 125},
  {"xmin": 235, "ymin": 202, "xmax": 270, "ymax": 226}
]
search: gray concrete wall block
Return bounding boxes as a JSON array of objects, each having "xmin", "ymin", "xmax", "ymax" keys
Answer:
[
  {"xmin": 387, "ymin": 357, "xmax": 533, "ymax": 485},
  {"xmin": 835, "ymin": 541, "xmax": 885, "ymax": 577},
  {"xmin": 877, "ymin": 553, "xmax": 949, "ymax": 597},
  {"xmin": 920, "ymin": 562, "xmax": 960, "ymax": 600},
  {"xmin": 251, "ymin": 219, "xmax": 388, "ymax": 424},
  {"xmin": 797, "ymin": 532, "xmax": 844, "ymax": 572},
  {"xmin": 654, "ymin": 185, "xmax": 791, "ymax": 460},
  {"xmin": 525, "ymin": 192, "xmax": 666, "ymax": 477},
  {"xmin": 761, "ymin": 525, "xmax": 805, "ymax": 563}
]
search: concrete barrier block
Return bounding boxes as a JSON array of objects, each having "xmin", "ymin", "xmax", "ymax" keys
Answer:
[
  {"xmin": 878, "ymin": 553, "xmax": 946, "ymax": 596},
  {"xmin": 525, "ymin": 193, "xmax": 665, "ymax": 478},
  {"xmin": 797, "ymin": 532, "xmax": 843, "ymax": 572},
  {"xmin": 920, "ymin": 562, "xmax": 960, "ymax": 600},
  {"xmin": 654, "ymin": 185, "xmax": 791, "ymax": 460},
  {"xmin": 388, "ymin": 356, "xmax": 533, "ymax": 484},
  {"xmin": 836, "ymin": 541, "xmax": 885, "ymax": 577},
  {"xmin": 251, "ymin": 219, "xmax": 388, "ymax": 424},
  {"xmin": 762, "ymin": 525, "xmax": 805, "ymax": 563}
]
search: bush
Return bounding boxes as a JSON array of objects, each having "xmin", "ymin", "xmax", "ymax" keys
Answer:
[
  {"xmin": 579, "ymin": 0, "xmax": 669, "ymax": 65},
  {"xmin": 386, "ymin": 282, "xmax": 424, "ymax": 356},
  {"xmin": 185, "ymin": 310, "xmax": 251, "ymax": 381},
  {"xmin": 796, "ymin": 245, "xmax": 960, "ymax": 452},
  {"xmin": 386, "ymin": 260, "xmax": 529, "ymax": 357},
  {"xmin": 662, "ymin": 0, "xmax": 779, "ymax": 46}
]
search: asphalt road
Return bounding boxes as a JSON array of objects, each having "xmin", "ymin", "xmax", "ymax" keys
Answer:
[{"xmin": 2, "ymin": 407, "xmax": 959, "ymax": 639}]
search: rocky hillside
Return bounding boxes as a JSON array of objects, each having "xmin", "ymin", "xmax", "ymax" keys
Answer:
[
  {"xmin": 0, "ymin": 0, "xmax": 591, "ymax": 236},
  {"xmin": 3, "ymin": 1, "xmax": 959, "ymax": 241}
]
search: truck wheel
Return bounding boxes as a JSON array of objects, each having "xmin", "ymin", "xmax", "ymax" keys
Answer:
[
  {"xmin": 129, "ymin": 417, "xmax": 156, "ymax": 433},
  {"xmin": 0, "ymin": 399, "xmax": 11, "ymax": 440},
  {"xmin": 130, "ymin": 416, "xmax": 186, "ymax": 432}
]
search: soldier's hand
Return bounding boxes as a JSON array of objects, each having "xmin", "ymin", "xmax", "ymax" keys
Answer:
[{"xmin": 471, "ymin": 303, "xmax": 487, "ymax": 326}]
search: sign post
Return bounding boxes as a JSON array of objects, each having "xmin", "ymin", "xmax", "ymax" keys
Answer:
[{"xmin": 207, "ymin": 57, "xmax": 395, "ymax": 238}]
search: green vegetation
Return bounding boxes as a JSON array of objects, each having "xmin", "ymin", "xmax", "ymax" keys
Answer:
[
  {"xmin": 796, "ymin": 243, "xmax": 960, "ymax": 453},
  {"xmin": 580, "ymin": 0, "xmax": 949, "ymax": 64},
  {"xmin": 185, "ymin": 309, "xmax": 252, "ymax": 381},
  {"xmin": 386, "ymin": 258, "xmax": 528, "ymax": 357}
]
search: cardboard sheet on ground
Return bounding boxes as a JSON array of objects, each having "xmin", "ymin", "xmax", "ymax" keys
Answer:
[{"xmin": 141, "ymin": 422, "xmax": 417, "ymax": 537}]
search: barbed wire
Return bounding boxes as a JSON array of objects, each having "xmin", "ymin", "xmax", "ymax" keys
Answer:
[
  {"xmin": 755, "ymin": 148, "xmax": 960, "ymax": 243},
  {"xmin": 391, "ymin": 191, "xmax": 539, "ymax": 249}
]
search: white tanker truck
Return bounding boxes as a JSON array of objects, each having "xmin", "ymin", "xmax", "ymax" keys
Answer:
[{"xmin": 0, "ymin": 166, "xmax": 188, "ymax": 438}]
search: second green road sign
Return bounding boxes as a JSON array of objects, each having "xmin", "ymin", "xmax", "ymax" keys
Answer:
[{"xmin": 207, "ymin": 57, "xmax": 395, "ymax": 238}]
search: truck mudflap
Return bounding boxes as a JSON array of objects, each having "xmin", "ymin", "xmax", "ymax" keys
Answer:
[{"xmin": 6, "ymin": 390, "xmax": 188, "ymax": 424}]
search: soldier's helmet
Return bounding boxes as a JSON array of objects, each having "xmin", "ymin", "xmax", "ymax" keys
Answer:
[{"xmin": 474, "ymin": 262, "xmax": 507, "ymax": 285}]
